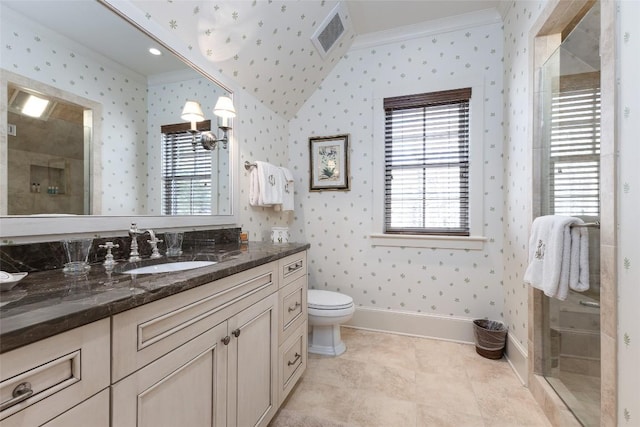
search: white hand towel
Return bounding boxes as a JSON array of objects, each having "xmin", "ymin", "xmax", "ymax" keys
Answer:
[
  {"xmin": 249, "ymin": 167, "xmax": 262, "ymax": 206},
  {"xmin": 279, "ymin": 167, "xmax": 295, "ymax": 212},
  {"xmin": 523, "ymin": 215, "xmax": 583, "ymax": 300},
  {"xmin": 255, "ymin": 161, "xmax": 284, "ymax": 206}
]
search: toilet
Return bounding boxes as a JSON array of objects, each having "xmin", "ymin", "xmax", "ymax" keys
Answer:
[{"xmin": 307, "ymin": 289, "xmax": 355, "ymax": 356}]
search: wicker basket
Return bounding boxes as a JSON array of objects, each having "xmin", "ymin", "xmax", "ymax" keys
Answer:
[{"xmin": 473, "ymin": 319, "xmax": 507, "ymax": 360}]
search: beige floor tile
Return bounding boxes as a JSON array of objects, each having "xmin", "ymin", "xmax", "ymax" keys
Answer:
[
  {"xmin": 358, "ymin": 362, "xmax": 416, "ymax": 401},
  {"xmin": 282, "ymin": 379, "xmax": 359, "ymax": 424},
  {"xmin": 269, "ymin": 328, "xmax": 552, "ymax": 427},
  {"xmin": 348, "ymin": 391, "xmax": 417, "ymax": 427},
  {"xmin": 269, "ymin": 409, "xmax": 352, "ymax": 427},
  {"xmin": 417, "ymin": 403, "xmax": 486, "ymax": 427}
]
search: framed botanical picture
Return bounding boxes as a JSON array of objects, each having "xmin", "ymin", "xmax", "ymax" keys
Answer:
[{"xmin": 309, "ymin": 134, "xmax": 350, "ymax": 191}]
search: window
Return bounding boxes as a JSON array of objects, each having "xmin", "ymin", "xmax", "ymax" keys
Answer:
[
  {"xmin": 383, "ymin": 88, "xmax": 472, "ymax": 236},
  {"xmin": 548, "ymin": 73, "xmax": 600, "ymax": 217},
  {"xmin": 161, "ymin": 121, "xmax": 212, "ymax": 215}
]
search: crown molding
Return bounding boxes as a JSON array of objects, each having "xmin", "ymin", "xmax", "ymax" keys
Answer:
[{"xmin": 350, "ymin": 8, "xmax": 502, "ymax": 51}]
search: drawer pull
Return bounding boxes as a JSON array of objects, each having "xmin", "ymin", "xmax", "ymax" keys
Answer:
[
  {"xmin": 287, "ymin": 262, "xmax": 303, "ymax": 272},
  {"xmin": 232, "ymin": 328, "xmax": 241, "ymax": 338},
  {"xmin": 288, "ymin": 301, "xmax": 301, "ymax": 313},
  {"xmin": 221, "ymin": 336, "xmax": 231, "ymax": 345},
  {"xmin": 1, "ymin": 382, "xmax": 34, "ymax": 411},
  {"xmin": 287, "ymin": 353, "xmax": 301, "ymax": 366}
]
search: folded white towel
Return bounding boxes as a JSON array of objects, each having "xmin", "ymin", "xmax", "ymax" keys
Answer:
[
  {"xmin": 569, "ymin": 225, "xmax": 590, "ymax": 292},
  {"xmin": 524, "ymin": 215, "xmax": 588, "ymax": 300},
  {"xmin": 249, "ymin": 161, "xmax": 284, "ymax": 207},
  {"xmin": 279, "ymin": 167, "xmax": 295, "ymax": 212}
]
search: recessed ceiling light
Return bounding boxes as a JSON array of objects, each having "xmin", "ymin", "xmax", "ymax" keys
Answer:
[
  {"xmin": 22, "ymin": 94, "xmax": 50, "ymax": 118},
  {"xmin": 149, "ymin": 47, "xmax": 162, "ymax": 56}
]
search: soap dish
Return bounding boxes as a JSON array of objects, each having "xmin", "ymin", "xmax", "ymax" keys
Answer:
[{"xmin": 0, "ymin": 271, "xmax": 28, "ymax": 292}]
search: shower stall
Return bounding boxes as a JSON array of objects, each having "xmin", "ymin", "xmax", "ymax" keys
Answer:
[{"xmin": 537, "ymin": 3, "xmax": 601, "ymax": 426}]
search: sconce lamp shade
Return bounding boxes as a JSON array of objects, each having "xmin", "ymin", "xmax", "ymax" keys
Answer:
[
  {"xmin": 181, "ymin": 100, "xmax": 205, "ymax": 123},
  {"xmin": 213, "ymin": 96, "xmax": 236, "ymax": 119}
]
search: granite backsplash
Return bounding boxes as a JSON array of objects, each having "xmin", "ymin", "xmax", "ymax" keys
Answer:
[{"xmin": 0, "ymin": 228, "xmax": 241, "ymax": 273}]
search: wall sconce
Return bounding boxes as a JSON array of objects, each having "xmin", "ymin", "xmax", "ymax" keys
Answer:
[{"xmin": 180, "ymin": 96, "xmax": 236, "ymax": 150}]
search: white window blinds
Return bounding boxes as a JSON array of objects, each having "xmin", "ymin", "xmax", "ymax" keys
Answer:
[
  {"xmin": 383, "ymin": 88, "xmax": 471, "ymax": 236},
  {"xmin": 161, "ymin": 121, "xmax": 212, "ymax": 215},
  {"xmin": 549, "ymin": 73, "xmax": 600, "ymax": 217}
]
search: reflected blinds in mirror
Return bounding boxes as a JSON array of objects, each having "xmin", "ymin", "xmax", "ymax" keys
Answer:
[
  {"xmin": 549, "ymin": 73, "xmax": 600, "ymax": 217},
  {"xmin": 383, "ymin": 88, "xmax": 471, "ymax": 236},
  {"xmin": 161, "ymin": 121, "xmax": 212, "ymax": 215}
]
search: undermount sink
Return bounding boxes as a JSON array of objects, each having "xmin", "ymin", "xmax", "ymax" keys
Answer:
[{"xmin": 119, "ymin": 261, "xmax": 217, "ymax": 275}]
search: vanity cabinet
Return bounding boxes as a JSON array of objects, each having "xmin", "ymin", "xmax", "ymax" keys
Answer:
[
  {"xmin": 0, "ymin": 319, "xmax": 110, "ymax": 427},
  {"xmin": 276, "ymin": 252, "xmax": 308, "ymax": 404},
  {"xmin": 0, "ymin": 248, "xmax": 308, "ymax": 427},
  {"xmin": 111, "ymin": 260, "xmax": 282, "ymax": 427}
]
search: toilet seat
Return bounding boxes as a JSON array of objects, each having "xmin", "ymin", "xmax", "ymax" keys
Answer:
[{"xmin": 308, "ymin": 289, "xmax": 353, "ymax": 310}]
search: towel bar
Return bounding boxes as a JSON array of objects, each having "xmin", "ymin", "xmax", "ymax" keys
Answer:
[
  {"xmin": 244, "ymin": 161, "xmax": 257, "ymax": 170},
  {"xmin": 570, "ymin": 221, "xmax": 600, "ymax": 229}
]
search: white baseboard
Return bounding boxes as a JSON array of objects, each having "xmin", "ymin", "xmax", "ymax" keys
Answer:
[
  {"xmin": 344, "ymin": 306, "xmax": 476, "ymax": 344},
  {"xmin": 504, "ymin": 332, "xmax": 528, "ymax": 385}
]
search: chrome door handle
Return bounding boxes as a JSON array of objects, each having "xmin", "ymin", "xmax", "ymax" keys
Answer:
[
  {"xmin": 287, "ymin": 261, "xmax": 303, "ymax": 272},
  {"xmin": 0, "ymin": 382, "xmax": 34, "ymax": 411},
  {"xmin": 579, "ymin": 300, "xmax": 600, "ymax": 309}
]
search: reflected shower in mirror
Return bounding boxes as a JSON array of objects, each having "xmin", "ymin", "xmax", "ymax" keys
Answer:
[{"xmin": 1, "ymin": 0, "xmax": 232, "ymax": 217}]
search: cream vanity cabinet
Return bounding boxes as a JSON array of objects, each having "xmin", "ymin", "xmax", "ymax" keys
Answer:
[
  {"xmin": 0, "ymin": 319, "xmax": 110, "ymax": 427},
  {"xmin": 277, "ymin": 252, "xmax": 308, "ymax": 405},
  {"xmin": 111, "ymin": 258, "xmax": 291, "ymax": 427}
]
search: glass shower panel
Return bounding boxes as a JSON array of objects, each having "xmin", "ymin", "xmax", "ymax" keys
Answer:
[{"xmin": 539, "ymin": 2, "xmax": 601, "ymax": 426}]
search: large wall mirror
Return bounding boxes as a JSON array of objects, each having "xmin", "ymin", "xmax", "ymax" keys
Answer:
[{"xmin": 0, "ymin": 0, "xmax": 238, "ymax": 240}]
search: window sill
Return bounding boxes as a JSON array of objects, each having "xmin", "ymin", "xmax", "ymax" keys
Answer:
[{"xmin": 369, "ymin": 233, "xmax": 486, "ymax": 250}]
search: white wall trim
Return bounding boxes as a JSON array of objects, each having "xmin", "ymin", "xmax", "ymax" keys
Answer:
[
  {"xmin": 504, "ymin": 332, "xmax": 528, "ymax": 386},
  {"xmin": 344, "ymin": 306, "xmax": 476, "ymax": 344},
  {"xmin": 350, "ymin": 8, "xmax": 502, "ymax": 51}
]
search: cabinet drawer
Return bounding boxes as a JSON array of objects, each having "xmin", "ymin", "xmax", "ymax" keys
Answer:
[
  {"xmin": 112, "ymin": 261, "xmax": 277, "ymax": 382},
  {"xmin": 279, "ymin": 276, "xmax": 307, "ymax": 344},
  {"xmin": 278, "ymin": 251, "xmax": 306, "ymax": 287},
  {"xmin": 0, "ymin": 319, "xmax": 110, "ymax": 426},
  {"xmin": 43, "ymin": 388, "xmax": 109, "ymax": 427},
  {"xmin": 278, "ymin": 320, "xmax": 307, "ymax": 405}
]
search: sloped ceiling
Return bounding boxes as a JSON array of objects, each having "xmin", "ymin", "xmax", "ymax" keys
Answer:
[{"xmin": 130, "ymin": 0, "xmax": 499, "ymax": 119}]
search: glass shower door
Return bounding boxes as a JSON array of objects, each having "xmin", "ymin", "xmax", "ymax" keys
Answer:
[{"xmin": 539, "ymin": 2, "xmax": 601, "ymax": 426}]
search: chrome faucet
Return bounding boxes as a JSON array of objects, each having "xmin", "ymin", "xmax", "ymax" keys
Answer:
[
  {"xmin": 128, "ymin": 223, "xmax": 143, "ymax": 262},
  {"xmin": 146, "ymin": 229, "xmax": 163, "ymax": 259}
]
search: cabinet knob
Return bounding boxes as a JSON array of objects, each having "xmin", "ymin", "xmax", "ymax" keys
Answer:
[
  {"xmin": 0, "ymin": 382, "xmax": 33, "ymax": 411},
  {"xmin": 232, "ymin": 328, "xmax": 241, "ymax": 338},
  {"xmin": 221, "ymin": 336, "xmax": 231, "ymax": 345}
]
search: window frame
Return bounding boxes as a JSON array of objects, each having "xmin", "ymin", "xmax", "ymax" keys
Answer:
[
  {"xmin": 161, "ymin": 120, "xmax": 214, "ymax": 216},
  {"xmin": 371, "ymin": 79, "xmax": 486, "ymax": 250}
]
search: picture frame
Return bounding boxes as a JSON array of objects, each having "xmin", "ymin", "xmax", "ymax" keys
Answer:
[{"xmin": 309, "ymin": 134, "xmax": 350, "ymax": 191}]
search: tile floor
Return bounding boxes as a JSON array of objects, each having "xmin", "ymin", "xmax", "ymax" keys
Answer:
[{"xmin": 269, "ymin": 327, "xmax": 552, "ymax": 427}]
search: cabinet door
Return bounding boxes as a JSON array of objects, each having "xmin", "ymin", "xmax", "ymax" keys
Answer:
[
  {"xmin": 42, "ymin": 389, "xmax": 109, "ymax": 427},
  {"xmin": 227, "ymin": 294, "xmax": 278, "ymax": 427},
  {"xmin": 111, "ymin": 322, "xmax": 228, "ymax": 427}
]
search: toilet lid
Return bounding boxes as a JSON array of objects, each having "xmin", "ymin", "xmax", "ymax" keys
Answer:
[{"xmin": 308, "ymin": 289, "xmax": 353, "ymax": 310}]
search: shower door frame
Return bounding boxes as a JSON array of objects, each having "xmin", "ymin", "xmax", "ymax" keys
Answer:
[{"xmin": 527, "ymin": 0, "xmax": 618, "ymax": 426}]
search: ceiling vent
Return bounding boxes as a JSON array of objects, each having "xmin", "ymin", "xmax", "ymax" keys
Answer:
[{"xmin": 311, "ymin": 2, "xmax": 349, "ymax": 59}]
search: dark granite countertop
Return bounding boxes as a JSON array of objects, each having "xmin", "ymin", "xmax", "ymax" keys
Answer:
[{"xmin": 0, "ymin": 242, "xmax": 309, "ymax": 354}]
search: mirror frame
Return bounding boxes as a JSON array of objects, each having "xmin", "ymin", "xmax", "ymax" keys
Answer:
[{"xmin": 0, "ymin": 0, "xmax": 239, "ymax": 243}]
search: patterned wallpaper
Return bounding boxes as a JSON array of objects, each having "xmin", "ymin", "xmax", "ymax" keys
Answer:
[
  {"xmin": 501, "ymin": 0, "xmax": 545, "ymax": 350},
  {"xmin": 616, "ymin": 0, "xmax": 639, "ymax": 422},
  {"xmin": 1, "ymin": 5, "xmax": 148, "ymax": 215},
  {"xmin": 288, "ymin": 21, "xmax": 505, "ymax": 320},
  {"xmin": 130, "ymin": 0, "xmax": 355, "ymax": 120}
]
